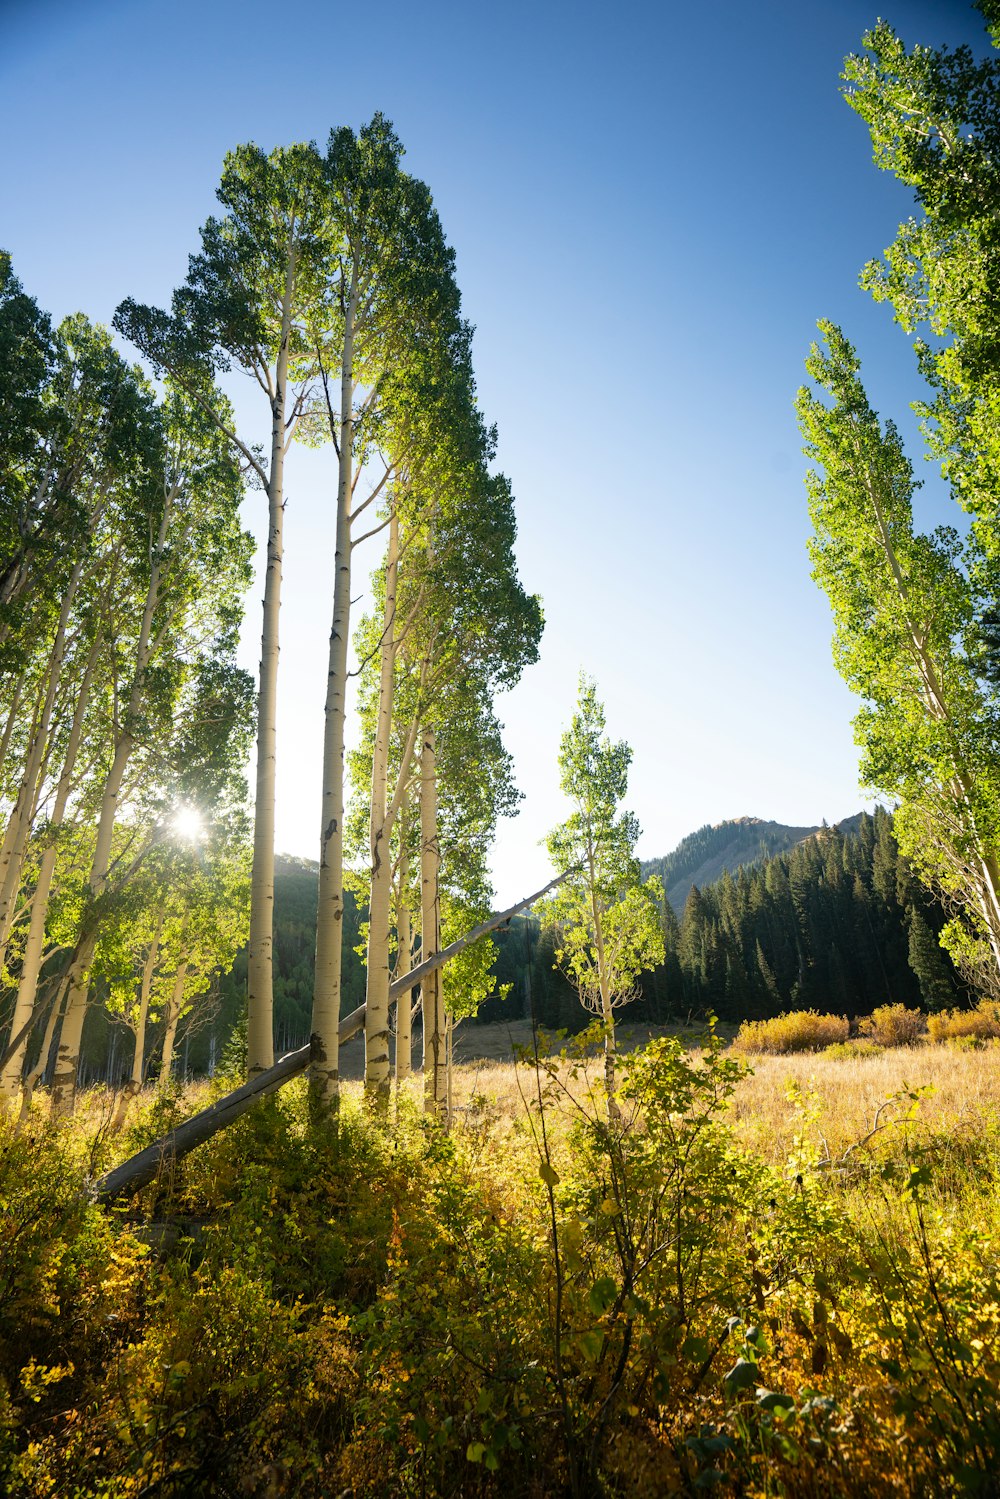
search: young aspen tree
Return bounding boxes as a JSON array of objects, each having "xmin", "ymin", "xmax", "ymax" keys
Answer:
[
  {"xmin": 116, "ymin": 143, "xmax": 325, "ymax": 1077},
  {"xmin": 541, "ymin": 678, "xmax": 664, "ymax": 1121},
  {"xmin": 798, "ymin": 324, "xmax": 1000, "ymax": 992}
]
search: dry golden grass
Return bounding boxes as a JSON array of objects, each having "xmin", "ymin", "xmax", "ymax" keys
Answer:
[
  {"xmin": 439, "ymin": 1033, "xmax": 1000, "ymax": 1174},
  {"xmin": 728, "ymin": 1041, "xmax": 1000, "ymax": 1164}
]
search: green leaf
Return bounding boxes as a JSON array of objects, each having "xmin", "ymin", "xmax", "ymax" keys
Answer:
[
  {"xmin": 722, "ymin": 1357, "xmax": 759, "ymax": 1395},
  {"xmin": 588, "ymin": 1276, "xmax": 617, "ymax": 1316},
  {"xmin": 466, "ymin": 1441, "xmax": 486, "ymax": 1464}
]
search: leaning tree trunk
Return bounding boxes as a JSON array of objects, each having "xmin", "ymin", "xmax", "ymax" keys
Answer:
[
  {"xmin": 420, "ymin": 727, "xmax": 446, "ymax": 1116},
  {"xmin": 247, "ymin": 232, "xmax": 297, "ymax": 1079},
  {"xmin": 311, "ymin": 278, "xmax": 357, "ymax": 1112}
]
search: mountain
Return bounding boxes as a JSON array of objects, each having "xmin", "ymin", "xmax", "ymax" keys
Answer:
[{"xmin": 644, "ymin": 815, "xmax": 860, "ymax": 914}]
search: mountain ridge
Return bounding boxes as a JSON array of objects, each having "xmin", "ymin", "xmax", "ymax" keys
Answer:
[{"xmin": 643, "ymin": 813, "xmax": 865, "ymax": 914}]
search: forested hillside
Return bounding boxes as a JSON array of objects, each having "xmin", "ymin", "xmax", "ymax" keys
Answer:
[
  {"xmin": 478, "ymin": 807, "xmax": 966, "ymax": 1030},
  {"xmin": 643, "ymin": 815, "xmax": 826, "ymax": 913}
]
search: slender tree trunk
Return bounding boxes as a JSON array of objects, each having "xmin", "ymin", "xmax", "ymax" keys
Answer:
[
  {"xmin": 364, "ymin": 510, "xmax": 399, "ymax": 1106},
  {"xmin": 160, "ymin": 958, "xmax": 189, "ymax": 1089},
  {"xmin": 311, "ymin": 279, "xmax": 357, "ymax": 1111},
  {"xmin": 0, "ymin": 559, "xmax": 85, "ymax": 966},
  {"xmin": 588, "ymin": 845, "xmax": 619, "ymax": 1122},
  {"xmin": 395, "ymin": 836, "xmax": 413, "ymax": 1086},
  {"xmin": 131, "ymin": 916, "xmax": 163, "ymax": 1088},
  {"xmin": 420, "ymin": 728, "xmax": 445, "ymax": 1115},
  {"xmin": 0, "ymin": 634, "xmax": 100, "ymax": 1098},
  {"xmin": 18, "ymin": 975, "xmax": 68, "ymax": 1123},
  {"xmin": 247, "ymin": 233, "xmax": 297, "ymax": 1078}
]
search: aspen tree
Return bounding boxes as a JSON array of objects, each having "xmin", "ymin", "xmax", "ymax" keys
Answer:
[
  {"xmin": 798, "ymin": 324, "xmax": 1000, "ymax": 991},
  {"xmin": 115, "ymin": 143, "xmax": 326, "ymax": 1076},
  {"xmin": 308, "ymin": 116, "xmax": 463, "ymax": 1110},
  {"xmin": 541, "ymin": 678, "xmax": 664, "ymax": 1120}
]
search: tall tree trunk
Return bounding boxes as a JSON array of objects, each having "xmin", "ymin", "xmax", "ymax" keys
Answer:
[
  {"xmin": 0, "ymin": 633, "xmax": 100, "ymax": 1098},
  {"xmin": 588, "ymin": 845, "xmax": 619, "ymax": 1123},
  {"xmin": 160, "ymin": 957, "xmax": 189, "ymax": 1089},
  {"xmin": 247, "ymin": 232, "xmax": 297, "ymax": 1078},
  {"xmin": 420, "ymin": 728, "xmax": 445, "ymax": 1115},
  {"xmin": 131, "ymin": 915, "xmax": 163, "ymax": 1089},
  {"xmin": 364, "ymin": 510, "xmax": 399, "ymax": 1106},
  {"xmin": 311, "ymin": 279, "xmax": 357, "ymax": 1111},
  {"xmin": 395, "ymin": 834, "xmax": 413, "ymax": 1086}
]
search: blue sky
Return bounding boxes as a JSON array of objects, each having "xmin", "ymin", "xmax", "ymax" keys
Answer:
[{"xmin": 1, "ymin": 0, "xmax": 990, "ymax": 902}]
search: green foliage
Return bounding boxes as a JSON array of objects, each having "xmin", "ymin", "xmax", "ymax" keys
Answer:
[{"xmin": 541, "ymin": 677, "xmax": 664, "ymax": 1021}]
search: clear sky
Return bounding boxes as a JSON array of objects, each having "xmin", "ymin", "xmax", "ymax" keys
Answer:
[{"xmin": 1, "ymin": 0, "xmax": 990, "ymax": 903}]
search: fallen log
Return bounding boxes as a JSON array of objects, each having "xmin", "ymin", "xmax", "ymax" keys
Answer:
[{"xmin": 93, "ymin": 873, "xmax": 566, "ymax": 1204}]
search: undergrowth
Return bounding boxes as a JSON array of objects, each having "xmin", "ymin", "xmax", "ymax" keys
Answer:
[{"xmin": 1, "ymin": 1031, "xmax": 999, "ymax": 1496}]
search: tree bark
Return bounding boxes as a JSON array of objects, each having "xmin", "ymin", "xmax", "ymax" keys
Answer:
[
  {"xmin": 363, "ymin": 509, "xmax": 399, "ymax": 1106},
  {"xmin": 395, "ymin": 837, "xmax": 413, "ymax": 1086},
  {"xmin": 420, "ymin": 727, "xmax": 446, "ymax": 1116},
  {"xmin": 311, "ymin": 277, "xmax": 357, "ymax": 1111},
  {"xmin": 247, "ymin": 231, "xmax": 297, "ymax": 1078},
  {"xmin": 160, "ymin": 957, "xmax": 189, "ymax": 1089}
]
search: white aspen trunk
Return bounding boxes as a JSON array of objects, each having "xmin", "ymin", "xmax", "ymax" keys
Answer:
[
  {"xmin": 18, "ymin": 975, "xmax": 68, "ymax": 1123},
  {"xmin": 311, "ymin": 278, "xmax": 357, "ymax": 1111},
  {"xmin": 131, "ymin": 916, "xmax": 163, "ymax": 1089},
  {"xmin": 420, "ymin": 728, "xmax": 446, "ymax": 1116},
  {"xmin": 588, "ymin": 844, "xmax": 619, "ymax": 1122},
  {"xmin": 247, "ymin": 233, "xmax": 297, "ymax": 1079},
  {"xmin": 394, "ymin": 839, "xmax": 413, "ymax": 1086},
  {"xmin": 364, "ymin": 510, "xmax": 399, "ymax": 1106},
  {"xmin": 0, "ymin": 634, "xmax": 100, "ymax": 1098},
  {"xmin": 50, "ymin": 496, "xmax": 169, "ymax": 1116},
  {"xmin": 160, "ymin": 958, "xmax": 189, "ymax": 1089}
]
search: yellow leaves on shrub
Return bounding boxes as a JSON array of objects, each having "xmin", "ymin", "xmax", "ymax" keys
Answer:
[
  {"xmin": 859, "ymin": 1004, "xmax": 926, "ymax": 1047},
  {"xmin": 927, "ymin": 1000, "xmax": 1000, "ymax": 1044},
  {"xmin": 732, "ymin": 1011, "xmax": 850, "ymax": 1055}
]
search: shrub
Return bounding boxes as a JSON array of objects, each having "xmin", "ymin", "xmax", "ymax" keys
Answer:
[
  {"xmin": 824, "ymin": 1039, "xmax": 884, "ymax": 1060},
  {"xmin": 926, "ymin": 1000, "xmax": 1000, "ymax": 1045},
  {"xmin": 858, "ymin": 1004, "xmax": 926, "ymax": 1048},
  {"xmin": 732, "ymin": 1011, "xmax": 849, "ymax": 1055}
]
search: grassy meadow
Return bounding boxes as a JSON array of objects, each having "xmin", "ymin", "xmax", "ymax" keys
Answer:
[{"xmin": 2, "ymin": 1028, "xmax": 1000, "ymax": 1497}]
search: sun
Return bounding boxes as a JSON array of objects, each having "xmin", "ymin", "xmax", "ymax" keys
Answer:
[{"xmin": 171, "ymin": 804, "xmax": 205, "ymax": 843}]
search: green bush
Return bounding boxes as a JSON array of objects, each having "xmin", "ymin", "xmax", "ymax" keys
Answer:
[
  {"xmin": 824, "ymin": 1039, "xmax": 884, "ymax": 1060},
  {"xmin": 732, "ymin": 1011, "xmax": 849, "ymax": 1055}
]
